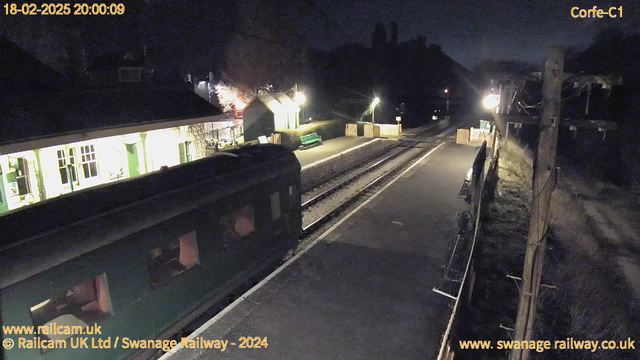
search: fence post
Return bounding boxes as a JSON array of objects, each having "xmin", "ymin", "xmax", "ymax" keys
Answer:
[{"xmin": 471, "ymin": 141, "xmax": 487, "ymax": 216}]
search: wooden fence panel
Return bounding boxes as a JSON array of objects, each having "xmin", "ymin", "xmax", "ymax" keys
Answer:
[
  {"xmin": 364, "ymin": 124, "xmax": 374, "ymax": 138},
  {"xmin": 456, "ymin": 129, "xmax": 470, "ymax": 144},
  {"xmin": 269, "ymin": 133, "xmax": 281, "ymax": 144},
  {"xmin": 345, "ymin": 123, "xmax": 358, "ymax": 137}
]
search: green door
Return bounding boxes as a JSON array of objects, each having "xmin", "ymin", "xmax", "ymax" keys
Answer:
[
  {"xmin": 0, "ymin": 167, "xmax": 9, "ymax": 213},
  {"xmin": 126, "ymin": 144, "xmax": 140, "ymax": 177}
]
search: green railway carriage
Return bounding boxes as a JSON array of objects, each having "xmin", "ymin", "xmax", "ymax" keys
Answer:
[{"xmin": 0, "ymin": 144, "xmax": 301, "ymax": 360}]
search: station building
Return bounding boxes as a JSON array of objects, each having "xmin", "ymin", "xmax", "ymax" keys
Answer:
[
  {"xmin": 0, "ymin": 88, "xmax": 235, "ymax": 214},
  {"xmin": 242, "ymin": 92, "xmax": 300, "ymax": 141}
]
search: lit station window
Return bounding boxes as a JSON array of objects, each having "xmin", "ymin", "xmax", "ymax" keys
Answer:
[{"xmin": 80, "ymin": 145, "xmax": 99, "ymax": 178}]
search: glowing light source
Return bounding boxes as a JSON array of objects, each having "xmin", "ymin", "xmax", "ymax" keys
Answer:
[
  {"xmin": 214, "ymin": 82, "xmax": 250, "ymax": 113},
  {"xmin": 370, "ymin": 97, "xmax": 380, "ymax": 125},
  {"xmin": 294, "ymin": 92, "xmax": 306, "ymax": 105},
  {"xmin": 483, "ymin": 94, "xmax": 499, "ymax": 110},
  {"xmin": 444, "ymin": 89, "xmax": 449, "ymax": 94}
]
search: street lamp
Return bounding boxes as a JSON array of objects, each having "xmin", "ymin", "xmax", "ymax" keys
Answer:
[
  {"xmin": 294, "ymin": 91, "xmax": 306, "ymax": 127},
  {"xmin": 483, "ymin": 94, "xmax": 499, "ymax": 110},
  {"xmin": 294, "ymin": 91, "xmax": 306, "ymax": 105},
  {"xmin": 444, "ymin": 88, "xmax": 450, "ymax": 118},
  {"xmin": 371, "ymin": 97, "xmax": 380, "ymax": 124}
]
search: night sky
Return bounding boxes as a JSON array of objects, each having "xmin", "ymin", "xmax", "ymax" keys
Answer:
[
  {"xmin": 1, "ymin": 0, "xmax": 639, "ymax": 75},
  {"xmin": 310, "ymin": 0, "xmax": 640, "ymax": 69}
]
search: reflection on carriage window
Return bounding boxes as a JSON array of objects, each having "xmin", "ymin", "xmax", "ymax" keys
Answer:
[
  {"xmin": 288, "ymin": 185, "xmax": 297, "ymax": 209},
  {"xmin": 220, "ymin": 205, "xmax": 254, "ymax": 241},
  {"xmin": 30, "ymin": 274, "xmax": 111, "ymax": 345},
  {"xmin": 149, "ymin": 231, "xmax": 199, "ymax": 288},
  {"xmin": 271, "ymin": 192, "xmax": 281, "ymax": 221}
]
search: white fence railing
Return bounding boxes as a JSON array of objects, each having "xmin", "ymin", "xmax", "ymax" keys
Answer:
[
  {"xmin": 437, "ymin": 128, "xmax": 500, "ymax": 360},
  {"xmin": 377, "ymin": 124, "xmax": 402, "ymax": 136}
]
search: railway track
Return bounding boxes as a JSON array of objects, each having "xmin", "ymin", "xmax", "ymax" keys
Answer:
[
  {"xmin": 301, "ymin": 142, "xmax": 414, "ymax": 210},
  {"xmin": 300, "ymin": 121, "xmax": 452, "ymax": 209},
  {"xmin": 299, "ymin": 122, "xmax": 461, "ymax": 240},
  {"xmin": 300, "ymin": 141, "xmax": 435, "ymax": 236},
  {"xmin": 152, "ymin": 119, "xmax": 466, "ymax": 358}
]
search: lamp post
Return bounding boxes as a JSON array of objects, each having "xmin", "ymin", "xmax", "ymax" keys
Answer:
[
  {"xmin": 294, "ymin": 91, "xmax": 306, "ymax": 128},
  {"xmin": 444, "ymin": 88, "xmax": 450, "ymax": 118},
  {"xmin": 371, "ymin": 97, "xmax": 380, "ymax": 125}
]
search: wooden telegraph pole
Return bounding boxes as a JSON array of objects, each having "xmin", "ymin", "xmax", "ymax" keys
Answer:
[{"xmin": 511, "ymin": 47, "xmax": 564, "ymax": 360}]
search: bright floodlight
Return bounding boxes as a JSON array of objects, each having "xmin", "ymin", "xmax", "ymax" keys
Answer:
[
  {"xmin": 444, "ymin": 89, "xmax": 448, "ymax": 94},
  {"xmin": 483, "ymin": 94, "xmax": 499, "ymax": 109},
  {"xmin": 371, "ymin": 97, "xmax": 380, "ymax": 107},
  {"xmin": 295, "ymin": 91, "xmax": 306, "ymax": 105}
]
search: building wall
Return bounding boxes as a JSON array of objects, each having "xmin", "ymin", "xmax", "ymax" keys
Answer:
[
  {"xmin": 274, "ymin": 110, "xmax": 299, "ymax": 131},
  {"xmin": 0, "ymin": 120, "xmax": 234, "ymax": 215},
  {"xmin": 37, "ymin": 136, "xmax": 137, "ymax": 200},
  {"xmin": 145, "ymin": 128, "xmax": 182, "ymax": 171},
  {"xmin": 243, "ymin": 102, "xmax": 274, "ymax": 142}
]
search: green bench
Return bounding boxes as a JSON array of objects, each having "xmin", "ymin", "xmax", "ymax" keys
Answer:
[{"xmin": 299, "ymin": 132, "xmax": 322, "ymax": 149}]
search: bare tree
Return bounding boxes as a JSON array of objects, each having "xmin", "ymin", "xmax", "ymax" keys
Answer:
[{"xmin": 224, "ymin": 0, "xmax": 309, "ymax": 92}]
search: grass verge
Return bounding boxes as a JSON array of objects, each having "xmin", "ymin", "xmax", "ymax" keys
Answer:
[
  {"xmin": 456, "ymin": 143, "xmax": 532, "ymax": 360},
  {"xmin": 535, "ymin": 183, "xmax": 640, "ymax": 359},
  {"xmin": 456, "ymin": 141, "xmax": 640, "ymax": 359}
]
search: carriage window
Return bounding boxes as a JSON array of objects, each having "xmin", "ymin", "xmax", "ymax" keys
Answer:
[
  {"xmin": 220, "ymin": 205, "xmax": 254, "ymax": 240},
  {"xmin": 270, "ymin": 192, "xmax": 281, "ymax": 220},
  {"xmin": 30, "ymin": 274, "xmax": 111, "ymax": 344},
  {"xmin": 149, "ymin": 231, "xmax": 199, "ymax": 288},
  {"xmin": 288, "ymin": 185, "xmax": 297, "ymax": 209}
]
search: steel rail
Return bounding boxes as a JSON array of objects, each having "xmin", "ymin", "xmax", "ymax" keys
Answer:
[
  {"xmin": 301, "ymin": 142, "xmax": 414, "ymax": 209},
  {"xmin": 301, "ymin": 143, "xmax": 435, "ymax": 236}
]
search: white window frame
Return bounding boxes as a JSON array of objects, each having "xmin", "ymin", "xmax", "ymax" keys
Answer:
[
  {"xmin": 57, "ymin": 148, "xmax": 78, "ymax": 187},
  {"xmin": 80, "ymin": 144, "xmax": 99, "ymax": 180}
]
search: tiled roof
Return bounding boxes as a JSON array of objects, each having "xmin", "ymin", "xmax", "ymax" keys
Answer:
[
  {"xmin": 1, "ymin": 88, "xmax": 222, "ymax": 146},
  {"xmin": 250, "ymin": 92, "xmax": 300, "ymax": 113}
]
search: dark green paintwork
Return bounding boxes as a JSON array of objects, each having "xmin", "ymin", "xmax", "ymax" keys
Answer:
[
  {"xmin": 0, "ymin": 167, "xmax": 300, "ymax": 360},
  {"xmin": 300, "ymin": 132, "xmax": 322, "ymax": 146},
  {"xmin": 126, "ymin": 144, "xmax": 140, "ymax": 177},
  {"xmin": 0, "ymin": 168, "xmax": 9, "ymax": 213}
]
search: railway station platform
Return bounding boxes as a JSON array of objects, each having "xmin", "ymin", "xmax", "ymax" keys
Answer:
[
  {"xmin": 296, "ymin": 136, "xmax": 396, "ymax": 191},
  {"xmin": 294, "ymin": 136, "xmax": 375, "ymax": 168},
  {"xmin": 163, "ymin": 142, "xmax": 478, "ymax": 360}
]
